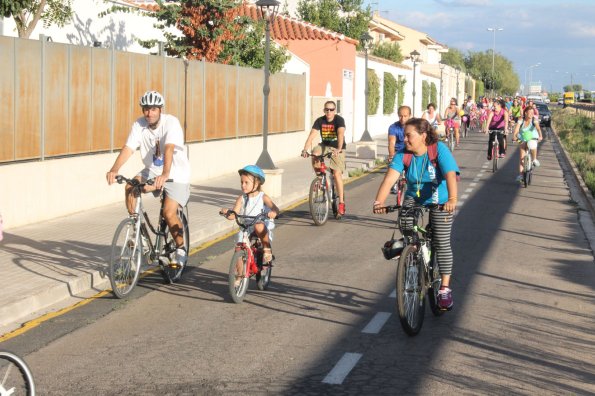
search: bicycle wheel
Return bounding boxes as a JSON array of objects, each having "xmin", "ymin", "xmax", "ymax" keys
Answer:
[
  {"xmin": 448, "ymin": 131, "xmax": 455, "ymax": 152},
  {"xmin": 256, "ymin": 262, "xmax": 272, "ymax": 291},
  {"xmin": 228, "ymin": 249, "xmax": 250, "ymax": 303},
  {"xmin": 395, "ymin": 245, "xmax": 426, "ymax": 336},
  {"xmin": 0, "ymin": 351, "xmax": 35, "ymax": 396},
  {"xmin": 309, "ymin": 177, "xmax": 329, "ymax": 226},
  {"xmin": 492, "ymin": 142, "xmax": 498, "ymax": 172},
  {"xmin": 160, "ymin": 208, "xmax": 190, "ymax": 284},
  {"xmin": 523, "ymin": 155, "xmax": 530, "ymax": 188},
  {"xmin": 426, "ymin": 254, "xmax": 444, "ymax": 317},
  {"xmin": 109, "ymin": 218, "xmax": 142, "ymax": 299}
]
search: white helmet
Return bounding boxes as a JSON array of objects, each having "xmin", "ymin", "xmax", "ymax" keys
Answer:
[{"xmin": 139, "ymin": 91, "xmax": 165, "ymax": 107}]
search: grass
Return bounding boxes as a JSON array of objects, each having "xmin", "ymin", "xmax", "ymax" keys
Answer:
[
  {"xmin": 348, "ymin": 167, "xmax": 366, "ymax": 178},
  {"xmin": 552, "ymin": 107, "xmax": 595, "ymax": 196}
]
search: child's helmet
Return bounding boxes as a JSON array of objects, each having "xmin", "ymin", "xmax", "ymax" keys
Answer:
[{"xmin": 238, "ymin": 165, "xmax": 265, "ymax": 184}]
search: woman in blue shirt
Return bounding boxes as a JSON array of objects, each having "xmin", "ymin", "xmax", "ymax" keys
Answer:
[{"xmin": 373, "ymin": 118, "xmax": 460, "ymax": 310}]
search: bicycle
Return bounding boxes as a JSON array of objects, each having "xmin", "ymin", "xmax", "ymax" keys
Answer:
[
  {"xmin": 519, "ymin": 140, "xmax": 537, "ymax": 188},
  {"xmin": 0, "ymin": 351, "xmax": 35, "ymax": 396},
  {"xmin": 380, "ymin": 203, "xmax": 444, "ymax": 336},
  {"xmin": 108, "ymin": 175, "xmax": 190, "ymax": 298},
  {"xmin": 305, "ymin": 151, "xmax": 341, "ymax": 225},
  {"xmin": 461, "ymin": 114, "xmax": 469, "ymax": 138},
  {"xmin": 488, "ymin": 130, "xmax": 505, "ymax": 172},
  {"xmin": 444, "ymin": 119, "xmax": 456, "ymax": 152},
  {"xmin": 221, "ymin": 210, "xmax": 273, "ymax": 303}
]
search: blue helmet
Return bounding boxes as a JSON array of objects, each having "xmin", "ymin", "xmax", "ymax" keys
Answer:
[{"xmin": 238, "ymin": 165, "xmax": 265, "ymax": 184}]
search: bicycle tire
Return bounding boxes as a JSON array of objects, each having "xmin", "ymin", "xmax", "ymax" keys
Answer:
[
  {"xmin": 0, "ymin": 351, "xmax": 35, "ymax": 396},
  {"xmin": 448, "ymin": 131, "xmax": 455, "ymax": 152},
  {"xmin": 228, "ymin": 249, "xmax": 250, "ymax": 303},
  {"xmin": 426, "ymin": 254, "xmax": 444, "ymax": 317},
  {"xmin": 309, "ymin": 177, "xmax": 329, "ymax": 226},
  {"xmin": 109, "ymin": 218, "xmax": 142, "ymax": 299},
  {"xmin": 492, "ymin": 142, "xmax": 498, "ymax": 172},
  {"xmin": 395, "ymin": 245, "xmax": 426, "ymax": 336},
  {"xmin": 523, "ymin": 155, "xmax": 530, "ymax": 188},
  {"xmin": 160, "ymin": 209, "xmax": 190, "ymax": 284},
  {"xmin": 256, "ymin": 263, "xmax": 272, "ymax": 291},
  {"xmin": 527, "ymin": 169, "xmax": 532, "ymax": 186}
]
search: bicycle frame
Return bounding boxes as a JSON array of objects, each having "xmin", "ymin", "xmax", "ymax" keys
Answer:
[
  {"xmin": 235, "ymin": 229, "xmax": 261, "ymax": 280},
  {"xmin": 489, "ymin": 130, "xmax": 505, "ymax": 172}
]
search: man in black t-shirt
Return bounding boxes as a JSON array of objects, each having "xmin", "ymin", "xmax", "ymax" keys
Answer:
[{"xmin": 301, "ymin": 100, "xmax": 347, "ymax": 216}]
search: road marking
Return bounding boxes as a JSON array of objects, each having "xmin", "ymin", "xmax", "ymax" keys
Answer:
[
  {"xmin": 473, "ymin": 177, "xmax": 481, "ymax": 182},
  {"xmin": 461, "ymin": 194, "xmax": 469, "ymax": 200},
  {"xmin": 482, "ymin": 164, "xmax": 489, "ymax": 169},
  {"xmin": 469, "ymin": 182, "xmax": 477, "ymax": 187},
  {"xmin": 322, "ymin": 353, "xmax": 363, "ymax": 385},
  {"xmin": 389, "ymin": 288, "xmax": 396, "ymax": 298},
  {"xmin": 362, "ymin": 312, "xmax": 392, "ymax": 334},
  {"xmin": 465, "ymin": 188, "xmax": 473, "ymax": 193}
]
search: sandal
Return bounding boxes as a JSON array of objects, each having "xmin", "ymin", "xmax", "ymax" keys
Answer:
[{"xmin": 263, "ymin": 248, "xmax": 273, "ymax": 263}]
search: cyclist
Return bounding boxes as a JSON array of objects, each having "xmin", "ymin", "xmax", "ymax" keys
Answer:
[
  {"xmin": 443, "ymin": 98, "xmax": 461, "ymax": 147},
  {"xmin": 421, "ymin": 103, "xmax": 442, "ymax": 133},
  {"xmin": 388, "ymin": 105, "xmax": 412, "ymax": 193},
  {"xmin": 373, "ymin": 118, "xmax": 460, "ymax": 310},
  {"xmin": 462, "ymin": 96, "xmax": 474, "ymax": 132},
  {"xmin": 220, "ymin": 165, "xmax": 279, "ymax": 266},
  {"xmin": 106, "ymin": 91, "xmax": 191, "ymax": 266},
  {"xmin": 485, "ymin": 99, "xmax": 509, "ymax": 160},
  {"xmin": 513, "ymin": 106, "xmax": 543, "ymax": 183},
  {"xmin": 510, "ymin": 98, "xmax": 522, "ymax": 124},
  {"xmin": 301, "ymin": 101, "xmax": 347, "ymax": 216}
]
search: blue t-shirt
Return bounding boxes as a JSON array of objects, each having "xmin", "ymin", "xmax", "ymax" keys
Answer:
[
  {"xmin": 390, "ymin": 142, "xmax": 460, "ymax": 205},
  {"xmin": 388, "ymin": 122, "xmax": 406, "ymax": 153}
]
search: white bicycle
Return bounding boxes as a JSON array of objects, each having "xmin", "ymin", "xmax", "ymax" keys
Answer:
[{"xmin": 0, "ymin": 351, "xmax": 35, "ymax": 396}]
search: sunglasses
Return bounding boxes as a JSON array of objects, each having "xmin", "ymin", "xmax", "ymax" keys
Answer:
[{"xmin": 324, "ymin": 108, "xmax": 336, "ymax": 112}]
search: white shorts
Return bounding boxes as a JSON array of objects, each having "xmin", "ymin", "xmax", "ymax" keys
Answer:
[
  {"xmin": 138, "ymin": 169, "xmax": 190, "ymax": 207},
  {"xmin": 235, "ymin": 219, "xmax": 275, "ymax": 243},
  {"xmin": 526, "ymin": 140, "xmax": 538, "ymax": 150}
]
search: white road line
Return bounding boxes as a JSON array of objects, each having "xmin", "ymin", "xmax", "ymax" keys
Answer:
[
  {"xmin": 473, "ymin": 178, "xmax": 480, "ymax": 182},
  {"xmin": 362, "ymin": 312, "xmax": 392, "ymax": 334},
  {"xmin": 465, "ymin": 188, "xmax": 473, "ymax": 193},
  {"xmin": 469, "ymin": 182, "xmax": 477, "ymax": 187},
  {"xmin": 389, "ymin": 288, "xmax": 396, "ymax": 298},
  {"xmin": 322, "ymin": 353, "xmax": 363, "ymax": 385},
  {"xmin": 461, "ymin": 194, "xmax": 469, "ymax": 200},
  {"xmin": 482, "ymin": 164, "xmax": 489, "ymax": 169}
]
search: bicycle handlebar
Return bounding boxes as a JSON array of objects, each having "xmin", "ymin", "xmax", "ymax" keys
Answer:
[
  {"xmin": 303, "ymin": 151, "xmax": 334, "ymax": 159},
  {"xmin": 376, "ymin": 202, "xmax": 443, "ymax": 214},
  {"xmin": 115, "ymin": 175, "xmax": 174, "ymax": 188},
  {"xmin": 220, "ymin": 210, "xmax": 271, "ymax": 229}
]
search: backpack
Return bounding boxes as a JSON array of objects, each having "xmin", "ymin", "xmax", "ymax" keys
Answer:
[{"xmin": 402, "ymin": 143, "xmax": 460, "ymax": 182}]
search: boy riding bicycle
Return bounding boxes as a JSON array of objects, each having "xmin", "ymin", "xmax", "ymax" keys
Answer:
[{"xmin": 106, "ymin": 91, "xmax": 191, "ymax": 267}]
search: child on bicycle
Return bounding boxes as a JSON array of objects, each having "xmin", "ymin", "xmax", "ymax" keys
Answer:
[{"xmin": 220, "ymin": 165, "xmax": 279, "ymax": 264}]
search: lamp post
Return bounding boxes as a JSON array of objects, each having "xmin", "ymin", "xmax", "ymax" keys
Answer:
[
  {"xmin": 524, "ymin": 63, "xmax": 540, "ymax": 95},
  {"xmin": 410, "ymin": 50, "xmax": 420, "ymax": 116},
  {"xmin": 487, "ymin": 27, "xmax": 503, "ymax": 97},
  {"xmin": 255, "ymin": 0, "xmax": 280, "ymax": 170},
  {"xmin": 455, "ymin": 66, "xmax": 460, "ymax": 104},
  {"xmin": 359, "ymin": 31, "xmax": 373, "ymax": 142},
  {"xmin": 439, "ymin": 62, "xmax": 445, "ymax": 113}
]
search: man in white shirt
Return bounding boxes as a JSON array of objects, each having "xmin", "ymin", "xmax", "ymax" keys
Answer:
[{"xmin": 106, "ymin": 91, "xmax": 190, "ymax": 265}]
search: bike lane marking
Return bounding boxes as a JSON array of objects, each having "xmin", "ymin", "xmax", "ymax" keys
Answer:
[
  {"xmin": 361, "ymin": 312, "xmax": 392, "ymax": 334},
  {"xmin": 322, "ymin": 353, "xmax": 363, "ymax": 385}
]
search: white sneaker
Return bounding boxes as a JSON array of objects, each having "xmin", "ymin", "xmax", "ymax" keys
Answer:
[
  {"xmin": 533, "ymin": 159, "xmax": 540, "ymax": 167},
  {"xmin": 172, "ymin": 247, "xmax": 187, "ymax": 267}
]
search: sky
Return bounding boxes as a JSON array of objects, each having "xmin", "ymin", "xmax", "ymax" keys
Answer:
[{"xmin": 362, "ymin": 0, "xmax": 595, "ymax": 93}]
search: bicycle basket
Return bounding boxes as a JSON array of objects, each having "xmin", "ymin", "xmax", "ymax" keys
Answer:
[{"xmin": 382, "ymin": 238, "xmax": 404, "ymax": 260}]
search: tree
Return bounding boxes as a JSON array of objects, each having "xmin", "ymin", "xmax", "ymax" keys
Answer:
[
  {"xmin": 464, "ymin": 50, "xmax": 519, "ymax": 96},
  {"xmin": 383, "ymin": 72, "xmax": 397, "ymax": 114},
  {"xmin": 297, "ymin": 0, "xmax": 371, "ymax": 45},
  {"xmin": 103, "ymin": 0, "xmax": 289, "ymax": 73},
  {"xmin": 2, "ymin": 0, "xmax": 73, "ymax": 38},
  {"xmin": 372, "ymin": 41, "xmax": 403, "ymax": 64},
  {"xmin": 564, "ymin": 84, "xmax": 583, "ymax": 92},
  {"xmin": 440, "ymin": 48, "xmax": 466, "ymax": 71}
]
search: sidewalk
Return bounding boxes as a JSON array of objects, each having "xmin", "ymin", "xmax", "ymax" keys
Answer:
[{"xmin": 0, "ymin": 141, "xmax": 389, "ymax": 333}]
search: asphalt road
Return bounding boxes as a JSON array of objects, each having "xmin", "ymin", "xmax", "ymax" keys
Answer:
[{"xmin": 3, "ymin": 130, "xmax": 595, "ymax": 395}]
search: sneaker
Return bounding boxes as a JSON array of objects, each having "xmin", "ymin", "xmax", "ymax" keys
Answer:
[
  {"xmin": 499, "ymin": 153, "xmax": 506, "ymax": 158},
  {"xmin": 437, "ymin": 287, "xmax": 453, "ymax": 310},
  {"xmin": 170, "ymin": 247, "xmax": 187, "ymax": 268},
  {"xmin": 487, "ymin": 154, "xmax": 492, "ymax": 161},
  {"xmin": 515, "ymin": 175, "xmax": 523, "ymax": 183},
  {"xmin": 533, "ymin": 159, "xmax": 540, "ymax": 167},
  {"xmin": 338, "ymin": 202, "xmax": 346, "ymax": 216}
]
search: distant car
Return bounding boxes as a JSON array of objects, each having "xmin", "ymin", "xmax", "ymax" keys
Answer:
[
  {"xmin": 557, "ymin": 98, "xmax": 564, "ymax": 105},
  {"xmin": 544, "ymin": 97, "xmax": 550, "ymax": 103},
  {"xmin": 534, "ymin": 103, "xmax": 551, "ymax": 127}
]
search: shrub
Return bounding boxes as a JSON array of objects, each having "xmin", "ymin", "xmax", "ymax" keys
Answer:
[
  {"xmin": 397, "ymin": 75, "xmax": 406, "ymax": 107},
  {"xmin": 430, "ymin": 82, "xmax": 437, "ymax": 105},
  {"xmin": 368, "ymin": 69, "xmax": 380, "ymax": 115},
  {"xmin": 372, "ymin": 42, "xmax": 403, "ymax": 64},
  {"xmin": 421, "ymin": 80, "xmax": 430, "ymax": 110},
  {"xmin": 383, "ymin": 72, "xmax": 397, "ymax": 115}
]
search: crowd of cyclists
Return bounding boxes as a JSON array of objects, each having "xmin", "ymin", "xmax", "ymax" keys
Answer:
[{"xmin": 109, "ymin": 90, "xmax": 548, "ymax": 315}]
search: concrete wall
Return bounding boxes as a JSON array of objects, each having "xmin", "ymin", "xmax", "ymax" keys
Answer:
[{"xmin": 0, "ymin": 131, "xmax": 308, "ymax": 230}]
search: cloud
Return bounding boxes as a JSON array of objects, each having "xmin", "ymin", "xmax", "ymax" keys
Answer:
[
  {"xmin": 570, "ymin": 24, "xmax": 595, "ymax": 38},
  {"xmin": 401, "ymin": 11, "xmax": 453, "ymax": 29},
  {"xmin": 433, "ymin": 0, "xmax": 490, "ymax": 6}
]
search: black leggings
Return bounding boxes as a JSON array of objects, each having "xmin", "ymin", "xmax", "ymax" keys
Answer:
[{"xmin": 487, "ymin": 130, "xmax": 505, "ymax": 157}]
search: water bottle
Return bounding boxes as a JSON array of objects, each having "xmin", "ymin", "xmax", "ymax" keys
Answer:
[{"xmin": 421, "ymin": 242, "xmax": 431, "ymax": 264}]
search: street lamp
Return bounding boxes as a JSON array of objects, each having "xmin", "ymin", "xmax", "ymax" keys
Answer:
[
  {"xmin": 487, "ymin": 27, "xmax": 503, "ymax": 97},
  {"xmin": 255, "ymin": 0, "xmax": 280, "ymax": 170},
  {"xmin": 359, "ymin": 31, "xmax": 374, "ymax": 142},
  {"xmin": 439, "ymin": 62, "xmax": 445, "ymax": 113},
  {"xmin": 410, "ymin": 50, "xmax": 420, "ymax": 116},
  {"xmin": 524, "ymin": 63, "xmax": 540, "ymax": 95},
  {"xmin": 455, "ymin": 66, "xmax": 461, "ymax": 104}
]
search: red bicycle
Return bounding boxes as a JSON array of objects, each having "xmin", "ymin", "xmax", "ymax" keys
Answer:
[{"xmin": 221, "ymin": 210, "xmax": 273, "ymax": 303}]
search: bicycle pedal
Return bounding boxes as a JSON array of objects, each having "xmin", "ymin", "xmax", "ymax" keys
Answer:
[{"xmin": 168, "ymin": 263, "xmax": 181, "ymax": 269}]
